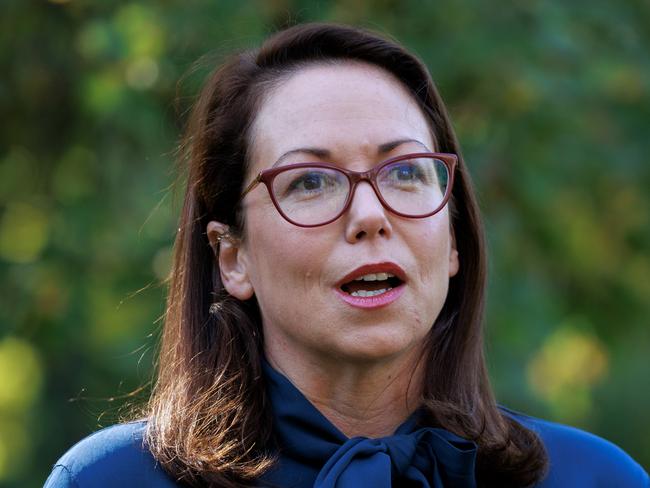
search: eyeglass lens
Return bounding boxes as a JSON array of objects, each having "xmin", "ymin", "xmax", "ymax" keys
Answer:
[{"xmin": 270, "ymin": 156, "xmax": 449, "ymax": 226}]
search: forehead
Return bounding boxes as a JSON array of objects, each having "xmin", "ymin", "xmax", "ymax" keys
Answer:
[{"xmin": 249, "ymin": 62, "xmax": 435, "ymax": 169}]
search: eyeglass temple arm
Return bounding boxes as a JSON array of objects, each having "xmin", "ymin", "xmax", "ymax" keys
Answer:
[{"xmin": 240, "ymin": 174, "xmax": 262, "ymax": 199}]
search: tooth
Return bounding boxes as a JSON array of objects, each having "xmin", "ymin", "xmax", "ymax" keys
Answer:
[
  {"xmin": 348, "ymin": 286, "xmax": 397, "ymax": 298},
  {"xmin": 353, "ymin": 272, "xmax": 395, "ymax": 282}
]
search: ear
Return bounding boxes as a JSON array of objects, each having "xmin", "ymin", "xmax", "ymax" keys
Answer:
[
  {"xmin": 206, "ymin": 221, "xmax": 255, "ymax": 300},
  {"xmin": 449, "ymin": 228, "xmax": 459, "ymax": 278}
]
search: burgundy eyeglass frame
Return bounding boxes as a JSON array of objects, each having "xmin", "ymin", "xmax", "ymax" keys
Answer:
[{"xmin": 240, "ymin": 152, "xmax": 458, "ymax": 228}]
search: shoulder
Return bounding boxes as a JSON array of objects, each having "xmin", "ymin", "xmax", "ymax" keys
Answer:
[
  {"xmin": 44, "ymin": 421, "xmax": 181, "ymax": 488},
  {"xmin": 499, "ymin": 406, "xmax": 649, "ymax": 487}
]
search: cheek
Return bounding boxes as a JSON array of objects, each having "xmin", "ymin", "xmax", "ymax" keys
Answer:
[
  {"xmin": 417, "ymin": 218, "xmax": 452, "ymax": 270},
  {"xmin": 407, "ymin": 222, "xmax": 454, "ymax": 314},
  {"xmin": 244, "ymin": 211, "xmax": 328, "ymax": 298},
  {"xmin": 245, "ymin": 224, "xmax": 336, "ymax": 343}
]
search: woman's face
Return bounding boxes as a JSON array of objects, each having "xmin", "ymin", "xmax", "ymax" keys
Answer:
[{"xmin": 218, "ymin": 62, "xmax": 458, "ymax": 366}]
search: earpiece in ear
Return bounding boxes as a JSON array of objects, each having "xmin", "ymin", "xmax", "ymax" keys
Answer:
[
  {"xmin": 207, "ymin": 222, "xmax": 240, "ymax": 255},
  {"xmin": 216, "ymin": 229, "xmax": 233, "ymax": 243},
  {"xmin": 206, "ymin": 220, "xmax": 253, "ymax": 300}
]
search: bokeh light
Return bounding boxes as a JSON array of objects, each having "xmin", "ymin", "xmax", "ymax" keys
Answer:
[
  {"xmin": 0, "ymin": 203, "xmax": 49, "ymax": 264},
  {"xmin": 527, "ymin": 321, "xmax": 609, "ymax": 421}
]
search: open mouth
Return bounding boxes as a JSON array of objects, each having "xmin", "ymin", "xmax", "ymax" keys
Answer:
[{"xmin": 340, "ymin": 272, "xmax": 404, "ymax": 297}]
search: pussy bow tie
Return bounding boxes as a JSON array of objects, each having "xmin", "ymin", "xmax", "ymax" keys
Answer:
[
  {"xmin": 263, "ymin": 361, "xmax": 478, "ymax": 488},
  {"xmin": 314, "ymin": 426, "xmax": 478, "ymax": 488}
]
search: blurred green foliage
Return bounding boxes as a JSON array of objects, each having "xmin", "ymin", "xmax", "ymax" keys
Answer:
[{"xmin": 1, "ymin": 0, "xmax": 648, "ymax": 485}]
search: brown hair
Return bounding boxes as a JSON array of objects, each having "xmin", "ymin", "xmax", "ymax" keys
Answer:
[{"xmin": 144, "ymin": 22, "xmax": 549, "ymax": 487}]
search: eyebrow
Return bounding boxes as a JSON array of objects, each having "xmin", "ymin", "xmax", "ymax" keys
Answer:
[{"xmin": 271, "ymin": 138, "xmax": 431, "ymax": 167}]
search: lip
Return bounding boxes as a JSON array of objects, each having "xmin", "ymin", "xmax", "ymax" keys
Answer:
[{"xmin": 334, "ymin": 262, "xmax": 407, "ymax": 310}]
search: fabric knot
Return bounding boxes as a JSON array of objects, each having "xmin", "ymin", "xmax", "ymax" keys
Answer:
[{"xmin": 314, "ymin": 428, "xmax": 477, "ymax": 488}]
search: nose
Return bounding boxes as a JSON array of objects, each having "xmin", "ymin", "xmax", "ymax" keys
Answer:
[{"xmin": 344, "ymin": 181, "xmax": 393, "ymax": 243}]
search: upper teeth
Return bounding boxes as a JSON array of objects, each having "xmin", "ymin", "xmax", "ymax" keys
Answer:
[{"xmin": 354, "ymin": 272, "xmax": 394, "ymax": 282}]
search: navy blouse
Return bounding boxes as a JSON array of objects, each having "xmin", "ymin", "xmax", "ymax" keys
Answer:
[{"xmin": 45, "ymin": 362, "xmax": 649, "ymax": 487}]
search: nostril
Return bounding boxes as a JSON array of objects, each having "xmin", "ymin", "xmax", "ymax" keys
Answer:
[{"xmin": 355, "ymin": 230, "xmax": 367, "ymax": 240}]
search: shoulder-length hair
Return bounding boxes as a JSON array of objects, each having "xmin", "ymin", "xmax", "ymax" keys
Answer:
[{"xmin": 144, "ymin": 22, "xmax": 549, "ymax": 487}]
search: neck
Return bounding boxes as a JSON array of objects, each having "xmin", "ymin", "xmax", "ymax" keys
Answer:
[{"xmin": 265, "ymin": 348, "xmax": 426, "ymax": 439}]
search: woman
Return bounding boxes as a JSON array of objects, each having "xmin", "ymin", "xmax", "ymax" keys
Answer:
[{"xmin": 45, "ymin": 23, "xmax": 648, "ymax": 488}]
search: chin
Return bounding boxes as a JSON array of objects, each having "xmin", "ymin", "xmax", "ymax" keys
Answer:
[{"xmin": 329, "ymin": 332, "xmax": 425, "ymax": 364}]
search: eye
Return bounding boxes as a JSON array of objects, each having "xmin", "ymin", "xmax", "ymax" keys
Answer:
[
  {"xmin": 288, "ymin": 171, "xmax": 331, "ymax": 192},
  {"xmin": 390, "ymin": 163, "xmax": 420, "ymax": 181},
  {"xmin": 382, "ymin": 161, "xmax": 427, "ymax": 185},
  {"xmin": 274, "ymin": 167, "xmax": 347, "ymax": 203}
]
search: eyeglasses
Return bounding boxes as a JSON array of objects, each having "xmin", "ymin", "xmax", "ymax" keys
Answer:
[{"xmin": 240, "ymin": 152, "xmax": 457, "ymax": 227}]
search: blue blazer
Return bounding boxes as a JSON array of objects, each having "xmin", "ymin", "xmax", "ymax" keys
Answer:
[{"xmin": 44, "ymin": 364, "xmax": 649, "ymax": 487}]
